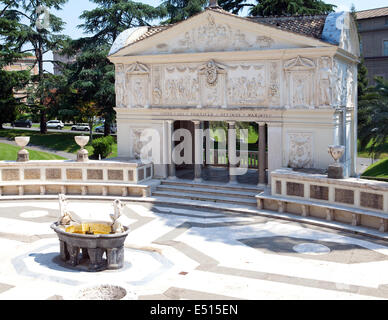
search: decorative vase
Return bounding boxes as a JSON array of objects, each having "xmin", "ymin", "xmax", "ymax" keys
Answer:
[
  {"xmin": 75, "ymin": 136, "xmax": 90, "ymax": 162},
  {"xmin": 15, "ymin": 136, "xmax": 30, "ymax": 162}
]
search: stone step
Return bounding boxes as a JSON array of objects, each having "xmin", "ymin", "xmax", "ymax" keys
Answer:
[
  {"xmin": 151, "ymin": 190, "xmax": 257, "ymax": 206},
  {"xmin": 160, "ymin": 179, "xmax": 260, "ymax": 193},
  {"xmin": 156, "ymin": 184, "xmax": 258, "ymax": 199}
]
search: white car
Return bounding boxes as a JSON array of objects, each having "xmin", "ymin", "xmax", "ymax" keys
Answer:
[
  {"xmin": 71, "ymin": 123, "xmax": 90, "ymax": 131},
  {"xmin": 47, "ymin": 120, "xmax": 64, "ymax": 130}
]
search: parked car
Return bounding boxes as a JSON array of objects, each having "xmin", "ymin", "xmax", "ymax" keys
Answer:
[
  {"xmin": 47, "ymin": 120, "xmax": 64, "ymax": 130},
  {"xmin": 11, "ymin": 119, "xmax": 32, "ymax": 128},
  {"xmin": 94, "ymin": 124, "xmax": 117, "ymax": 134},
  {"xmin": 71, "ymin": 123, "xmax": 90, "ymax": 131}
]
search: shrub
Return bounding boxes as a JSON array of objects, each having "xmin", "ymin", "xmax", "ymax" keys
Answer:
[{"xmin": 92, "ymin": 136, "xmax": 113, "ymax": 159}]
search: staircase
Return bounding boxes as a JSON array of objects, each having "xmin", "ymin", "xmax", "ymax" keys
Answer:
[{"xmin": 152, "ymin": 180, "xmax": 262, "ymax": 207}]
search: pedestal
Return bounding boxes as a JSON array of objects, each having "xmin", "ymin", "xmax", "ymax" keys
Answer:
[
  {"xmin": 77, "ymin": 148, "xmax": 89, "ymax": 162},
  {"xmin": 328, "ymin": 163, "xmax": 344, "ymax": 179},
  {"xmin": 17, "ymin": 149, "xmax": 29, "ymax": 162}
]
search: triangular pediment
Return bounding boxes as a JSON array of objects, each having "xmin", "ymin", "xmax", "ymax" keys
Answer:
[{"xmin": 110, "ymin": 9, "xmax": 334, "ymax": 57}]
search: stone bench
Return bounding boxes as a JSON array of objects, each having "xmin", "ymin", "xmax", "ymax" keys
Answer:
[
  {"xmin": 256, "ymin": 192, "xmax": 388, "ymax": 233},
  {"xmin": 0, "ymin": 181, "xmax": 151, "ymax": 198}
]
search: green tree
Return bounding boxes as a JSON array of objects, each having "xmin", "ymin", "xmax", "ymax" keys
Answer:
[
  {"xmin": 78, "ymin": 0, "xmax": 166, "ymax": 46},
  {"xmin": 2, "ymin": 0, "xmax": 69, "ymax": 134},
  {"xmin": 358, "ymin": 77, "xmax": 388, "ymax": 159},
  {"xmin": 0, "ymin": 69, "xmax": 30, "ymax": 129},
  {"xmin": 250, "ymin": 0, "xmax": 336, "ymax": 16},
  {"xmin": 218, "ymin": 0, "xmax": 253, "ymax": 14},
  {"xmin": 65, "ymin": 0, "xmax": 165, "ymax": 136},
  {"xmin": 161, "ymin": 0, "xmax": 206, "ymax": 24},
  {"xmin": 63, "ymin": 46, "xmax": 115, "ymax": 142}
]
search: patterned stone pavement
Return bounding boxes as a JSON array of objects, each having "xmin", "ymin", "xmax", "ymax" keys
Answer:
[{"xmin": 1, "ymin": 199, "xmax": 388, "ymax": 300}]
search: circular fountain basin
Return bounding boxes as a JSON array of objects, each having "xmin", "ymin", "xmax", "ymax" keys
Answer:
[{"xmin": 51, "ymin": 222, "xmax": 130, "ymax": 271}]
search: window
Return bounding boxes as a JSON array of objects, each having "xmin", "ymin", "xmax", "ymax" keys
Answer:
[
  {"xmin": 384, "ymin": 40, "xmax": 388, "ymax": 56},
  {"xmin": 385, "ymin": 18, "xmax": 388, "ymax": 25}
]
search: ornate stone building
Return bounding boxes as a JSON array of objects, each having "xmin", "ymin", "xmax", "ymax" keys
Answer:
[{"xmin": 108, "ymin": 6, "xmax": 360, "ymax": 185}]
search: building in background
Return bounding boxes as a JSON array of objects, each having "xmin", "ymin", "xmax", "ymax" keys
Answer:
[
  {"xmin": 53, "ymin": 52, "xmax": 76, "ymax": 75},
  {"xmin": 3, "ymin": 55, "xmax": 38, "ymax": 102},
  {"xmin": 357, "ymin": 6, "xmax": 388, "ymax": 84}
]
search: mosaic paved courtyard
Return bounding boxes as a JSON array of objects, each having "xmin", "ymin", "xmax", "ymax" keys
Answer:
[{"xmin": 1, "ymin": 199, "xmax": 388, "ymax": 300}]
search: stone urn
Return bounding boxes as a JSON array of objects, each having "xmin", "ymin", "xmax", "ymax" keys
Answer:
[
  {"xmin": 75, "ymin": 136, "xmax": 90, "ymax": 162},
  {"xmin": 328, "ymin": 145, "xmax": 345, "ymax": 163},
  {"xmin": 15, "ymin": 136, "xmax": 30, "ymax": 162},
  {"xmin": 328, "ymin": 145, "xmax": 345, "ymax": 179}
]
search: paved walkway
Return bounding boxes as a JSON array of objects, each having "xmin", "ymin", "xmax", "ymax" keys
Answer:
[
  {"xmin": 1, "ymin": 199, "xmax": 388, "ymax": 300},
  {"xmin": 0, "ymin": 138, "xmax": 75, "ymax": 160}
]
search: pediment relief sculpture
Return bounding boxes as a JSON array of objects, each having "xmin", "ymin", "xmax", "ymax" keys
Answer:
[
  {"xmin": 284, "ymin": 56, "xmax": 315, "ymax": 71},
  {"xmin": 126, "ymin": 62, "xmax": 150, "ymax": 74}
]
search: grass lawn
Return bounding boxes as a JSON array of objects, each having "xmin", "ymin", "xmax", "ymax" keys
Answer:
[
  {"xmin": 361, "ymin": 157, "xmax": 388, "ymax": 180},
  {"xmin": 0, "ymin": 129, "xmax": 118, "ymax": 158},
  {"xmin": 0, "ymin": 143, "xmax": 66, "ymax": 160}
]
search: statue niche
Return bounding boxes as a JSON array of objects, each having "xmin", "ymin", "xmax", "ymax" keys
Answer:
[
  {"xmin": 284, "ymin": 56, "xmax": 315, "ymax": 109},
  {"xmin": 126, "ymin": 62, "xmax": 150, "ymax": 108}
]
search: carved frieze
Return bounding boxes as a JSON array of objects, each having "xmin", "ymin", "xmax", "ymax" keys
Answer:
[
  {"xmin": 168, "ymin": 13, "xmax": 276, "ymax": 54},
  {"xmin": 163, "ymin": 64, "xmax": 199, "ymax": 106},
  {"xmin": 287, "ymin": 132, "xmax": 314, "ymax": 169},
  {"xmin": 227, "ymin": 63, "xmax": 266, "ymax": 106}
]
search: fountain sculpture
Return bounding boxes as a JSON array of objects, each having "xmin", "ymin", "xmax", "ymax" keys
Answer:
[{"xmin": 51, "ymin": 195, "xmax": 130, "ymax": 271}]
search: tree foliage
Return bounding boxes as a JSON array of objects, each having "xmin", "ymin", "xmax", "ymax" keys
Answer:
[
  {"xmin": 78, "ymin": 0, "xmax": 166, "ymax": 46},
  {"xmin": 250, "ymin": 0, "xmax": 336, "ymax": 16},
  {"xmin": 160, "ymin": 0, "xmax": 206, "ymax": 24},
  {"xmin": 1, "ymin": 0, "xmax": 69, "ymax": 133},
  {"xmin": 0, "ymin": 69, "xmax": 30, "ymax": 129},
  {"xmin": 358, "ymin": 77, "xmax": 388, "ymax": 159}
]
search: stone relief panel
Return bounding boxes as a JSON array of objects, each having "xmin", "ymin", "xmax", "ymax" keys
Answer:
[
  {"xmin": 227, "ymin": 63, "xmax": 266, "ymax": 106},
  {"xmin": 198, "ymin": 60, "xmax": 227, "ymax": 107},
  {"xmin": 268, "ymin": 61, "xmax": 281, "ymax": 106},
  {"xmin": 284, "ymin": 56, "xmax": 315, "ymax": 108},
  {"xmin": 147, "ymin": 13, "xmax": 291, "ymax": 55},
  {"xmin": 130, "ymin": 128, "xmax": 144, "ymax": 160},
  {"xmin": 317, "ymin": 56, "xmax": 333, "ymax": 107},
  {"xmin": 126, "ymin": 63, "xmax": 150, "ymax": 108},
  {"xmin": 115, "ymin": 64, "xmax": 126, "ymax": 108},
  {"xmin": 287, "ymin": 132, "xmax": 314, "ymax": 169},
  {"xmin": 331, "ymin": 59, "xmax": 349, "ymax": 107},
  {"xmin": 162, "ymin": 64, "xmax": 199, "ymax": 106}
]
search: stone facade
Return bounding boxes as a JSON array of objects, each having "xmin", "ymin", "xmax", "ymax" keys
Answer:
[{"xmin": 108, "ymin": 8, "xmax": 360, "ymax": 181}]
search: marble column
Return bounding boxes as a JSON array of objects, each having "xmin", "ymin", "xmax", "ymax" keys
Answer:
[
  {"xmin": 204, "ymin": 121, "xmax": 211, "ymax": 166},
  {"xmin": 228, "ymin": 121, "xmax": 237, "ymax": 184},
  {"xmin": 257, "ymin": 122, "xmax": 267, "ymax": 186},
  {"xmin": 167, "ymin": 120, "xmax": 176, "ymax": 179},
  {"xmin": 193, "ymin": 120, "xmax": 203, "ymax": 182},
  {"xmin": 163, "ymin": 120, "xmax": 169, "ymax": 179}
]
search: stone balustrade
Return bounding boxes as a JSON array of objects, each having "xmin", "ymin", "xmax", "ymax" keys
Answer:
[
  {"xmin": 0, "ymin": 160, "xmax": 153, "ymax": 198},
  {"xmin": 256, "ymin": 168, "xmax": 388, "ymax": 233}
]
